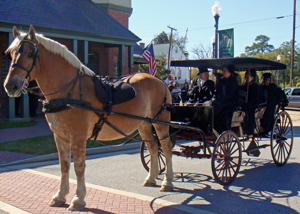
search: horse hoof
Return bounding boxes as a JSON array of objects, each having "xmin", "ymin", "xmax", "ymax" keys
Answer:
[
  {"xmin": 160, "ymin": 185, "xmax": 173, "ymax": 192},
  {"xmin": 68, "ymin": 196, "xmax": 86, "ymax": 211},
  {"xmin": 49, "ymin": 198, "xmax": 66, "ymax": 207},
  {"xmin": 68, "ymin": 202, "xmax": 86, "ymax": 211},
  {"xmin": 143, "ymin": 180, "xmax": 156, "ymax": 187}
]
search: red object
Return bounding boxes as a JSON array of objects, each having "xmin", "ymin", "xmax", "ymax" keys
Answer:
[{"xmin": 142, "ymin": 44, "xmax": 157, "ymax": 77}]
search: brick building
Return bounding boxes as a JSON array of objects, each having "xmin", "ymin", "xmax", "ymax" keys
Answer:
[{"xmin": 0, "ymin": 0, "xmax": 142, "ymax": 120}]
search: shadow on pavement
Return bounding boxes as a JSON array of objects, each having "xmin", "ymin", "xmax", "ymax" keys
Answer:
[{"xmin": 155, "ymin": 160, "xmax": 300, "ymax": 214}]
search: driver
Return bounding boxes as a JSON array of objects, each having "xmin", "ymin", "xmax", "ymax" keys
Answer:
[{"xmin": 188, "ymin": 67, "xmax": 214, "ymax": 104}]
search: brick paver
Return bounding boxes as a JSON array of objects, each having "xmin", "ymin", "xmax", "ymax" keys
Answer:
[{"xmin": 0, "ymin": 169, "xmax": 192, "ymax": 214}]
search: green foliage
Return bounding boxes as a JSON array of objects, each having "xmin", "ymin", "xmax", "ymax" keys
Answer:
[
  {"xmin": 245, "ymin": 35, "xmax": 274, "ymax": 56},
  {"xmin": 0, "ymin": 121, "xmax": 38, "ymax": 129},
  {"xmin": 153, "ymin": 31, "xmax": 169, "ymax": 44},
  {"xmin": 138, "ymin": 57, "xmax": 171, "ymax": 80},
  {"xmin": 242, "ymin": 36, "xmax": 300, "ymax": 87},
  {"xmin": 0, "ymin": 131, "xmax": 140, "ymax": 155}
]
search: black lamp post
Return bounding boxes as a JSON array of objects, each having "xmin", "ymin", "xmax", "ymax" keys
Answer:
[{"xmin": 212, "ymin": 1, "xmax": 222, "ymax": 59}]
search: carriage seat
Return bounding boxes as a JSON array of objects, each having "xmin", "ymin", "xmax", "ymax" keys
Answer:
[{"xmin": 93, "ymin": 75, "xmax": 136, "ymax": 107}]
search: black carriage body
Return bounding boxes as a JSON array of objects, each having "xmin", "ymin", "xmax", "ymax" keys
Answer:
[{"xmin": 171, "ymin": 105, "xmax": 213, "ymax": 135}]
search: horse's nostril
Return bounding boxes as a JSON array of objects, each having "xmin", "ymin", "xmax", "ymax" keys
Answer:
[{"xmin": 12, "ymin": 85, "xmax": 18, "ymax": 92}]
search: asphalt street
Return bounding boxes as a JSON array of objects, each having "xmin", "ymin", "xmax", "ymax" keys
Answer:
[{"xmin": 30, "ymin": 109, "xmax": 300, "ymax": 214}]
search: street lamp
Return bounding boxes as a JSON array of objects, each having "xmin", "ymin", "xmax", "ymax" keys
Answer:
[
  {"xmin": 211, "ymin": 35, "xmax": 215, "ymax": 58},
  {"xmin": 277, "ymin": 54, "xmax": 281, "ymax": 85},
  {"xmin": 212, "ymin": 1, "xmax": 222, "ymax": 59}
]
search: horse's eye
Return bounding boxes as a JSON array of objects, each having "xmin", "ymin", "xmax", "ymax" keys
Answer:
[{"xmin": 28, "ymin": 53, "xmax": 33, "ymax": 58}]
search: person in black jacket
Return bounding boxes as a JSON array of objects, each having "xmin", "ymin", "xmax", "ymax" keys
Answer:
[
  {"xmin": 261, "ymin": 73, "xmax": 288, "ymax": 132},
  {"xmin": 240, "ymin": 69, "xmax": 262, "ymax": 135},
  {"xmin": 180, "ymin": 82, "xmax": 189, "ymax": 104},
  {"xmin": 213, "ymin": 64, "xmax": 239, "ymax": 133},
  {"xmin": 188, "ymin": 67, "xmax": 214, "ymax": 104}
]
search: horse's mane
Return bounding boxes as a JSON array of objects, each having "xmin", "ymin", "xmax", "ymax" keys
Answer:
[{"xmin": 6, "ymin": 32, "xmax": 95, "ymax": 76}]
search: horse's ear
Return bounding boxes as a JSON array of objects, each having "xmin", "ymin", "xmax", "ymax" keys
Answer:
[
  {"xmin": 28, "ymin": 25, "xmax": 36, "ymax": 40},
  {"xmin": 12, "ymin": 26, "xmax": 20, "ymax": 38}
]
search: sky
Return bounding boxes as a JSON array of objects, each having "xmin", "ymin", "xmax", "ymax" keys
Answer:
[{"xmin": 129, "ymin": 0, "xmax": 300, "ymax": 58}]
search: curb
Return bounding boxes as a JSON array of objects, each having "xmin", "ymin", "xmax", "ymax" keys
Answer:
[{"xmin": 0, "ymin": 142, "xmax": 142, "ymax": 167}]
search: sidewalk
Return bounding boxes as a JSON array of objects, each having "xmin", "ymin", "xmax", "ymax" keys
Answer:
[{"xmin": 0, "ymin": 116, "xmax": 53, "ymax": 164}]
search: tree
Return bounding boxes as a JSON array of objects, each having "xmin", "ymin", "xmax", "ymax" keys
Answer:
[
  {"xmin": 242, "ymin": 38, "xmax": 300, "ymax": 87},
  {"xmin": 192, "ymin": 43, "xmax": 213, "ymax": 59},
  {"xmin": 245, "ymin": 35, "xmax": 274, "ymax": 56},
  {"xmin": 138, "ymin": 57, "xmax": 171, "ymax": 80},
  {"xmin": 153, "ymin": 31, "xmax": 189, "ymax": 58},
  {"xmin": 153, "ymin": 31, "xmax": 169, "ymax": 44}
]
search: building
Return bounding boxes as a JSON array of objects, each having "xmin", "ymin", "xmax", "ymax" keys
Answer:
[
  {"xmin": 153, "ymin": 43, "xmax": 190, "ymax": 84},
  {"xmin": 0, "ymin": 0, "xmax": 141, "ymax": 120}
]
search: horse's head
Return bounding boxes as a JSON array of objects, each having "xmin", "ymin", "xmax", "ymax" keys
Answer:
[{"xmin": 4, "ymin": 25, "xmax": 39, "ymax": 97}]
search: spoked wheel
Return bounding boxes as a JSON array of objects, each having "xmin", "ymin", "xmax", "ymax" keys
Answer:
[
  {"xmin": 140, "ymin": 141, "xmax": 166, "ymax": 174},
  {"xmin": 271, "ymin": 111, "xmax": 294, "ymax": 166},
  {"xmin": 211, "ymin": 130, "xmax": 242, "ymax": 185}
]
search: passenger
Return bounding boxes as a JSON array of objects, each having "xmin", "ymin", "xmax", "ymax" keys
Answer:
[
  {"xmin": 180, "ymin": 82, "xmax": 189, "ymax": 104},
  {"xmin": 171, "ymin": 83, "xmax": 181, "ymax": 103},
  {"xmin": 213, "ymin": 64, "xmax": 239, "ymax": 133},
  {"xmin": 240, "ymin": 69, "xmax": 262, "ymax": 135},
  {"xmin": 168, "ymin": 80, "xmax": 175, "ymax": 92},
  {"xmin": 213, "ymin": 73, "xmax": 223, "ymax": 88},
  {"xmin": 188, "ymin": 67, "xmax": 214, "ymax": 103},
  {"xmin": 261, "ymin": 73, "xmax": 288, "ymax": 132}
]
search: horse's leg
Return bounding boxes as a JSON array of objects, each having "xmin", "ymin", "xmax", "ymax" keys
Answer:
[
  {"xmin": 153, "ymin": 124, "xmax": 174, "ymax": 191},
  {"xmin": 49, "ymin": 134, "xmax": 71, "ymax": 207},
  {"xmin": 68, "ymin": 136, "xmax": 87, "ymax": 211},
  {"xmin": 139, "ymin": 123, "xmax": 159, "ymax": 186}
]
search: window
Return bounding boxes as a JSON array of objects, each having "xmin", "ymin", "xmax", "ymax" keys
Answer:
[
  {"xmin": 284, "ymin": 88, "xmax": 291, "ymax": 95},
  {"xmin": 292, "ymin": 88, "xmax": 300, "ymax": 95}
]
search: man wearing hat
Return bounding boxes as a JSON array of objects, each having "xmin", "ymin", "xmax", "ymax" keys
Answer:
[
  {"xmin": 188, "ymin": 67, "xmax": 215, "ymax": 103},
  {"xmin": 261, "ymin": 73, "xmax": 288, "ymax": 133},
  {"xmin": 213, "ymin": 64, "xmax": 239, "ymax": 133}
]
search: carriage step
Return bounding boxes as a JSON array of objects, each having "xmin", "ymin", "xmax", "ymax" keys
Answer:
[{"xmin": 243, "ymin": 144, "xmax": 270, "ymax": 156}]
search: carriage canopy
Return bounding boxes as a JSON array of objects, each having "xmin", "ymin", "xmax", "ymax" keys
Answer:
[{"xmin": 171, "ymin": 57, "xmax": 286, "ymax": 71}]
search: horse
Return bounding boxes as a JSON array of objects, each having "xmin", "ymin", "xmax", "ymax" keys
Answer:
[{"xmin": 4, "ymin": 25, "xmax": 174, "ymax": 211}]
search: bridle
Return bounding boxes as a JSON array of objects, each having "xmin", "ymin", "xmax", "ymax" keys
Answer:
[{"xmin": 9, "ymin": 34, "xmax": 39, "ymax": 94}]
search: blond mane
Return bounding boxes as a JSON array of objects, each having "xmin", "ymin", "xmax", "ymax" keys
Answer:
[{"xmin": 6, "ymin": 32, "xmax": 95, "ymax": 76}]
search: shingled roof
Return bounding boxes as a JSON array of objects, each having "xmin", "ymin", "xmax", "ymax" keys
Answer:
[{"xmin": 0, "ymin": 0, "xmax": 140, "ymax": 42}]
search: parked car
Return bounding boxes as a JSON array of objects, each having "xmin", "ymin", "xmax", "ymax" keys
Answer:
[{"xmin": 284, "ymin": 87, "xmax": 300, "ymax": 108}]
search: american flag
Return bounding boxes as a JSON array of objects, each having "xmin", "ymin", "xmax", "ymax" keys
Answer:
[{"xmin": 142, "ymin": 44, "xmax": 157, "ymax": 77}]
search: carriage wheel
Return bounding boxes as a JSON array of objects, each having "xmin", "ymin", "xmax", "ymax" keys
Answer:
[
  {"xmin": 140, "ymin": 141, "xmax": 166, "ymax": 174},
  {"xmin": 271, "ymin": 111, "xmax": 294, "ymax": 166},
  {"xmin": 211, "ymin": 131, "xmax": 242, "ymax": 185}
]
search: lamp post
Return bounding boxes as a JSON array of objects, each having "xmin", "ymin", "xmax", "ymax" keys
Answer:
[
  {"xmin": 277, "ymin": 54, "xmax": 281, "ymax": 86},
  {"xmin": 212, "ymin": 1, "xmax": 222, "ymax": 59},
  {"xmin": 211, "ymin": 35, "xmax": 215, "ymax": 58}
]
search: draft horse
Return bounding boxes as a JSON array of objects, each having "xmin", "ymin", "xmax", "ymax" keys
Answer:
[{"xmin": 4, "ymin": 25, "xmax": 174, "ymax": 211}]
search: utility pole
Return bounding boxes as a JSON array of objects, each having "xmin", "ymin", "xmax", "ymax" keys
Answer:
[
  {"xmin": 291, "ymin": 0, "xmax": 296, "ymax": 87},
  {"xmin": 167, "ymin": 25, "xmax": 177, "ymax": 70}
]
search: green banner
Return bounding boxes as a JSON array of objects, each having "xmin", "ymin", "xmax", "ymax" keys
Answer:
[{"xmin": 219, "ymin": 28, "xmax": 234, "ymax": 58}]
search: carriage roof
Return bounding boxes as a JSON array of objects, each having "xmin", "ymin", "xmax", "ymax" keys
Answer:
[{"xmin": 171, "ymin": 57, "xmax": 286, "ymax": 71}]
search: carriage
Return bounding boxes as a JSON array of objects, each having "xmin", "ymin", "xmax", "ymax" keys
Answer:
[{"xmin": 140, "ymin": 57, "xmax": 293, "ymax": 185}]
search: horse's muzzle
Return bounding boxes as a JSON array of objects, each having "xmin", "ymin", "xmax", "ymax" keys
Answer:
[{"xmin": 4, "ymin": 78, "xmax": 23, "ymax": 97}]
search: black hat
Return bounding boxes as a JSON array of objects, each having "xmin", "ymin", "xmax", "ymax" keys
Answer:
[
  {"xmin": 197, "ymin": 67, "xmax": 209, "ymax": 75},
  {"xmin": 223, "ymin": 64, "xmax": 235, "ymax": 73},
  {"xmin": 263, "ymin": 73, "xmax": 272, "ymax": 81}
]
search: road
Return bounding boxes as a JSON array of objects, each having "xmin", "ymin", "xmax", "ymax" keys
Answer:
[{"xmin": 31, "ymin": 109, "xmax": 300, "ymax": 214}]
